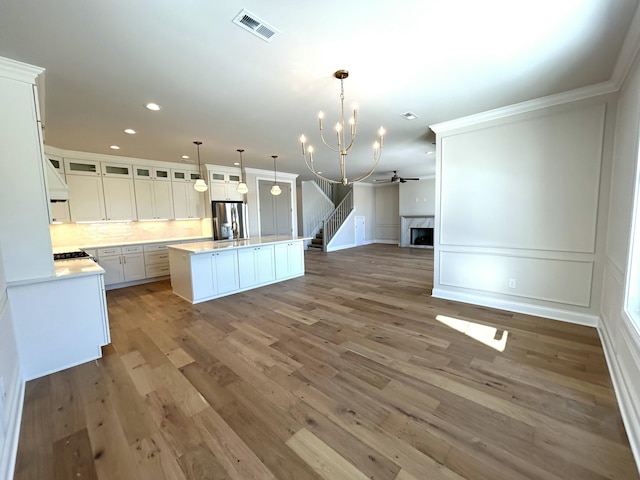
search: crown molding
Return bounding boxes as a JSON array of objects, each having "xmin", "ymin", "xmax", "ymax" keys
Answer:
[
  {"xmin": 0, "ymin": 56, "xmax": 43, "ymax": 84},
  {"xmin": 430, "ymin": 80, "xmax": 616, "ymax": 135},
  {"xmin": 611, "ymin": 3, "xmax": 640, "ymax": 89}
]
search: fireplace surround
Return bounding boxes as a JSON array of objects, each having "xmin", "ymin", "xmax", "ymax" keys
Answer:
[{"xmin": 400, "ymin": 215, "xmax": 435, "ymax": 248}]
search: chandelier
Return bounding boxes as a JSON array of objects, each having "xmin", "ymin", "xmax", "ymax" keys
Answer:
[{"xmin": 300, "ymin": 69, "xmax": 385, "ymax": 186}]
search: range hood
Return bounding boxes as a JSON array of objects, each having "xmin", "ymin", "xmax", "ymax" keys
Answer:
[{"xmin": 45, "ymin": 159, "xmax": 68, "ymax": 202}]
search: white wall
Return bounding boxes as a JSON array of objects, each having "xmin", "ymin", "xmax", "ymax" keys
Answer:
[
  {"xmin": 432, "ymin": 93, "xmax": 615, "ymax": 325},
  {"xmin": 353, "ymin": 183, "xmax": 376, "ymax": 244},
  {"xmin": 374, "ymin": 183, "xmax": 400, "ymax": 243},
  {"xmin": 399, "ymin": 177, "xmax": 436, "ymax": 216},
  {"xmin": 299, "ymin": 181, "xmax": 333, "ymax": 238},
  {"xmin": 599, "ymin": 44, "xmax": 640, "ymax": 466}
]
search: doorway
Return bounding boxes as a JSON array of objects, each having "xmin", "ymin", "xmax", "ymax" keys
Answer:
[{"xmin": 258, "ymin": 180, "xmax": 292, "ymax": 235}]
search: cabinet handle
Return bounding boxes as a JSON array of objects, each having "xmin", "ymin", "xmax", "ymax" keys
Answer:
[{"xmin": 119, "ymin": 257, "xmax": 122, "ymax": 264}]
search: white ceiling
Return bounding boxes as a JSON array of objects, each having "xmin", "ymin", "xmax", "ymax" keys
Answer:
[{"xmin": 0, "ymin": 0, "xmax": 638, "ymax": 182}]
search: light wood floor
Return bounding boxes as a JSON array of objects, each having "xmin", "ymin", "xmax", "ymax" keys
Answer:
[{"xmin": 15, "ymin": 244, "xmax": 639, "ymax": 479}]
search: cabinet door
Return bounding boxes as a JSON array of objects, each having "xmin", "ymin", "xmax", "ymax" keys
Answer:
[
  {"xmin": 67, "ymin": 174, "xmax": 106, "ymax": 221},
  {"xmin": 191, "ymin": 254, "xmax": 214, "ymax": 301},
  {"xmin": 274, "ymin": 243, "xmax": 289, "ymax": 279},
  {"xmin": 123, "ymin": 253, "xmax": 145, "ymax": 281},
  {"xmin": 100, "ymin": 256, "xmax": 124, "ymax": 285},
  {"xmin": 255, "ymin": 245, "xmax": 275, "ymax": 284},
  {"xmin": 189, "ymin": 187, "xmax": 206, "ymax": 219},
  {"xmin": 134, "ymin": 179, "xmax": 155, "ymax": 220},
  {"xmin": 64, "ymin": 159, "xmax": 101, "ymax": 176},
  {"xmin": 50, "ymin": 201, "xmax": 70, "ymax": 223},
  {"xmin": 153, "ymin": 181, "xmax": 174, "ymax": 219},
  {"xmin": 288, "ymin": 242, "xmax": 304, "ymax": 276},
  {"xmin": 103, "ymin": 177, "xmax": 137, "ymax": 221},
  {"xmin": 209, "ymin": 183, "xmax": 228, "ymax": 202},
  {"xmin": 213, "ymin": 250, "xmax": 239, "ymax": 295},
  {"xmin": 172, "ymin": 181, "xmax": 190, "ymax": 219},
  {"xmin": 226, "ymin": 184, "xmax": 245, "ymax": 202},
  {"xmin": 237, "ymin": 248, "xmax": 258, "ymax": 288}
]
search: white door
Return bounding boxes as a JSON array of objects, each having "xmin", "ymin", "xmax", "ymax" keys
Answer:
[{"xmin": 356, "ymin": 215, "xmax": 365, "ymax": 246}]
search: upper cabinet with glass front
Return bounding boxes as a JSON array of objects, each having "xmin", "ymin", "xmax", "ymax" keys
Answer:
[{"xmin": 64, "ymin": 158, "xmax": 101, "ymax": 176}]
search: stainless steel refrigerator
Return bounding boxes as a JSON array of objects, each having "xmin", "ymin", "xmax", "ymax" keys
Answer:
[{"xmin": 211, "ymin": 201, "xmax": 248, "ymax": 241}]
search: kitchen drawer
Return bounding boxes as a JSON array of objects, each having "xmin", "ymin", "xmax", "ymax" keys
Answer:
[
  {"xmin": 97, "ymin": 246, "xmax": 122, "ymax": 257},
  {"xmin": 122, "ymin": 245, "xmax": 143, "ymax": 254},
  {"xmin": 143, "ymin": 243, "xmax": 169, "ymax": 253},
  {"xmin": 146, "ymin": 264, "xmax": 170, "ymax": 278},
  {"xmin": 145, "ymin": 251, "xmax": 170, "ymax": 265}
]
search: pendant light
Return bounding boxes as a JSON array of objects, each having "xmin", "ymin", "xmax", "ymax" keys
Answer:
[
  {"xmin": 270, "ymin": 155, "xmax": 281, "ymax": 196},
  {"xmin": 193, "ymin": 141, "xmax": 208, "ymax": 192},
  {"xmin": 236, "ymin": 149, "xmax": 248, "ymax": 194}
]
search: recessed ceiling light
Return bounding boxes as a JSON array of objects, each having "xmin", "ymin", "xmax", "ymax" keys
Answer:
[
  {"xmin": 400, "ymin": 112, "xmax": 419, "ymax": 120},
  {"xmin": 110, "ymin": 145, "xmax": 120, "ymax": 150},
  {"xmin": 145, "ymin": 102, "xmax": 162, "ymax": 111},
  {"xmin": 181, "ymin": 155, "xmax": 190, "ymax": 159},
  {"xmin": 124, "ymin": 128, "xmax": 136, "ymax": 134},
  {"xmin": 426, "ymin": 151, "xmax": 434, "ymax": 155},
  {"xmin": 317, "ymin": 171, "xmax": 322, "ymax": 174},
  {"xmin": 233, "ymin": 162, "xmax": 240, "ymax": 166}
]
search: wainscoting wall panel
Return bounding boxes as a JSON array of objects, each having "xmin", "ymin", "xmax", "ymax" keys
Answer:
[{"xmin": 439, "ymin": 251, "xmax": 594, "ymax": 307}]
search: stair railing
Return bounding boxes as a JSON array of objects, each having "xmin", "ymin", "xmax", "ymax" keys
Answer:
[
  {"xmin": 323, "ymin": 190, "xmax": 353, "ymax": 250},
  {"xmin": 314, "ymin": 178, "xmax": 333, "ymax": 201}
]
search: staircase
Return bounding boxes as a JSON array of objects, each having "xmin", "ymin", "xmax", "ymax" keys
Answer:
[{"xmin": 308, "ymin": 229, "xmax": 324, "ymax": 250}]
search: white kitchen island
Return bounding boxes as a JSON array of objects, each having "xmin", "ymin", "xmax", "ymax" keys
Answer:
[{"xmin": 168, "ymin": 236, "xmax": 308, "ymax": 304}]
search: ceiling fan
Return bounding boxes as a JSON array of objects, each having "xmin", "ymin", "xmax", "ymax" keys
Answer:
[{"xmin": 373, "ymin": 171, "xmax": 419, "ymax": 183}]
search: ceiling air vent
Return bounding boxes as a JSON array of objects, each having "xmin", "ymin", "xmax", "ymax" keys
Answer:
[
  {"xmin": 400, "ymin": 112, "xmax": 419, "ymax": 120},
  {"xmin": 232, "ymin": 9, "xmax": 279, "ymax": 42}
]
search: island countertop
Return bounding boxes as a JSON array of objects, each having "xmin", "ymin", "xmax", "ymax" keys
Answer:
[{"xmin": 168, "ymin": 235, "xmax": 310, "ymax": 254}]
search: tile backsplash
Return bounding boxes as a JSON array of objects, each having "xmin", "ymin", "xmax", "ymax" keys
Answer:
[{"xmin": 50, "ymin": 219, "xmax": 212, "ymax": 248}]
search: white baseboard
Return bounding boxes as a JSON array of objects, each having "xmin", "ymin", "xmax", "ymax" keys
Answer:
[
  {"xmin": 598, "ymin": 322, "xmax": 640, "ymax": 473},
  {"xmin": 373, "ymin": 239, "xmax": 400, "ymax": 245},
  {"xmin": 0, "ymin": 373, "xmax": 24, "ymax": 480},
  {"xmin": 327, "ymin": 243, "xmax": 357, "ymax": 252},
  {"xmin": 432, "ymin": 287, "xmax": 599, "ymax": 327}
]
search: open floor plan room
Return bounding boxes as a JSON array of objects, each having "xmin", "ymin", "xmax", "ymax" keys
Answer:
[{"xmin": 14, "ymin": 245, "xmax": 638, "ymax": 480}]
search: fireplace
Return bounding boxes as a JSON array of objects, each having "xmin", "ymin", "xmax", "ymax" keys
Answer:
[
  {"xmin": 411, "ymin": 227, "xmax": 433, "ymax": 246},
  {"xmin": 400, "ymin": 215, "xmax": 435, "ymax": 248}
]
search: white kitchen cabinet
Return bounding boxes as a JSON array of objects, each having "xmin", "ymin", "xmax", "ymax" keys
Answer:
[
  {"xmin": 50, "ymin": 201, "xmax": 70, "ymax": 223},
  {"xmin": 168, "ymin": 238, "xmax": 304, "ymax": 304},
  {"xmin": 66, "ymin": 174, "xmax": 106, "ymax": 221},
  {"xmin": 65, "ymin": 159, "xmax": 137, "ymax": 221},
  {"xmin": 172, "ymin": 170, "xmax": 205, "ymax": 219},
  {"xmin": 238, "ymin": 245, "xmax": 275, "ymax": 288},
  {"xmin": 170, "ymin": 248, "xmax": 240, "ymax": 302},
  {"xmin": 209, "ymin": 170, "xmax": 244, "ymax": 201},
  {"xmin": 135, "ymin": 179, "xmax": 174, "ymax": 220},
  {"xmin": 144, "ymin": 243, "xmax": 171, "ymax": 278},
  {"xmin": 213, "ymin": 249, "xmax": 240, "ymax": 295},
  {"xmin": 102, "ymin": 176, "xmax": 137, "ymax": 221},
  {"xmin": 8, "ymin": 268, "xmax": 109, "ymax": 380},
  {"xmin": 98, "ymin": 246, "xmax": 145, "ymax": 286},
  {"xmin": 64, "ymin": 158, "xmax": 101, "ymax": 176},
  {"xmin": 275, "ymin": 241, "xmax": 304, "ymax": 279}
]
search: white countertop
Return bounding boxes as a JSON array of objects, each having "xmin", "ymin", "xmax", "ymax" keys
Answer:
[
  {"xmin": 169, "ymin": 235, "xmax": 310, "ymax": 254},
  {"xmin": 7, "ymin": 258, "xmax": 105, "ymax": 287}
]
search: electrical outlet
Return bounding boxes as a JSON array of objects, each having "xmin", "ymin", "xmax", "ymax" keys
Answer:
[{"xmin": 508, "ymin": 278, "xmax": 517, "ymax": 289}]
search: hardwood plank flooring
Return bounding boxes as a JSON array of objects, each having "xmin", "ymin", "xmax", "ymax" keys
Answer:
[{"xmin": 14, "ymin": 244, "xmax": 639, "ymax": 479}]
